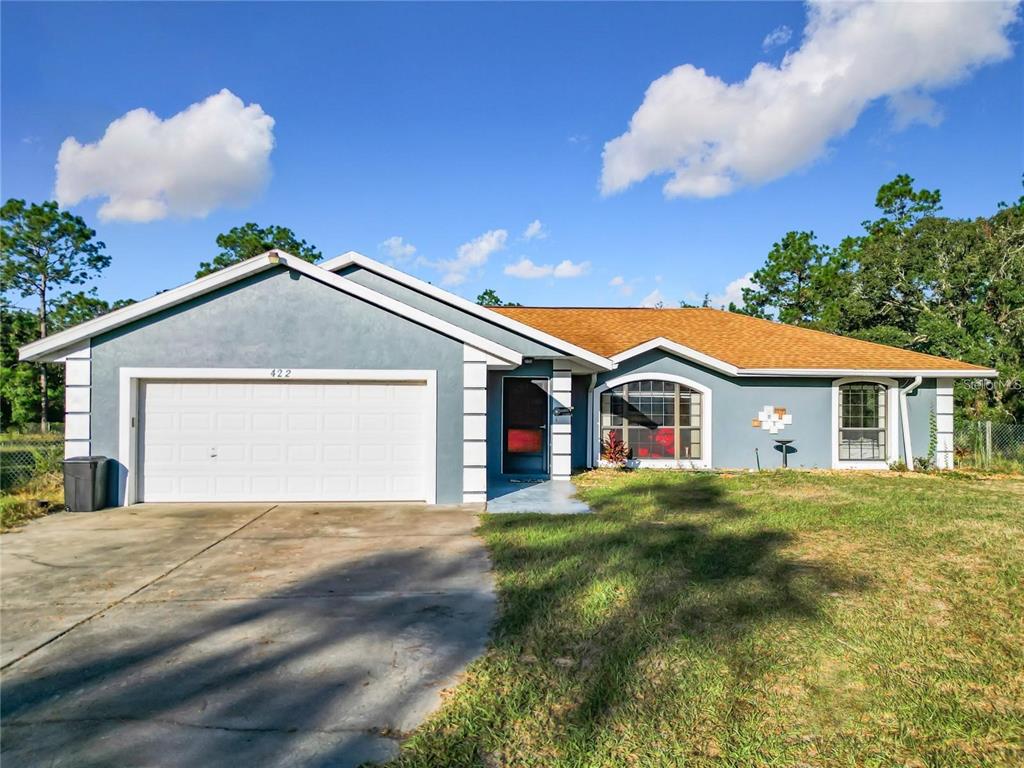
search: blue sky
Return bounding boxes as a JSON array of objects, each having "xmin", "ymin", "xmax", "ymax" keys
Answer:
[{"xmin": 2, "ymin": 2, "xmax": 1021, "ymax": 309}]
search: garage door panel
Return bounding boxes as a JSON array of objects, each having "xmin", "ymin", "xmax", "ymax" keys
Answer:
[
  {"xmin": 139, "ymin": 379, "xmax": 431, "ymax": 502},
  {"xmin": 252, "ymin": 444, "xmax": 282, "ymax": 462}
]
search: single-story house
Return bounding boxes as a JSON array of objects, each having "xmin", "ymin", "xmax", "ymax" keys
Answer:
[{"xmin": 19, "ymin": 250, "xmax": 996, "ymax": 506}]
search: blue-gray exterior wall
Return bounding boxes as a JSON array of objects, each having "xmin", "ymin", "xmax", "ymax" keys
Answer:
[
  {"xmin": 571, "ymin": 374, "xmax": 591, "ymax": 470},
  {"xmin": 591, "ymin": 350, "xmax": 938, "ymax": 470},
  {"xmin": 904, "ymin": 379, "xmax": 937, "ymax": 463},
  {"xmin": 90, "ymin": 267, "xmax": 465, "ymax": 504},
  {"xmin": 339, "ymin": 265, "xmax": 563, "ymax": 357}
]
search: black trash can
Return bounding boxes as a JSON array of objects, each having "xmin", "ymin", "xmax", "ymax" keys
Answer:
[{"xmin": 63, "ymin": 456, "xmax": 109, "ymax": 512}]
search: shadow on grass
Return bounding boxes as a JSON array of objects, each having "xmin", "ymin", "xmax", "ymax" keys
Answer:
[{"xmin": 394, "ymin": 472, "xmax": 871, "ymax": 765}]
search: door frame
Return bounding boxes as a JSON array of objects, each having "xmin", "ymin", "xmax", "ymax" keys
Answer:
[
  {"xmin": 118, "ymin": 367, "xmax": 437, "ymax": 506},
  {"xmin": 499, "ymin": 375, "xmax": 550, "ymax": 476}
]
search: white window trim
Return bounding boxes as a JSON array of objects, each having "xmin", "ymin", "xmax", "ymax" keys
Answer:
[
  {"xmin": 592, "ymin": 372, "xmax": 712, "ymax": 469},
  {"xmin": 118, "ymin": 367, "xmax": 438, "ymax": 506},
  {"xmin": 831, "ymin": 376, "xmax": 898, "ymax": 470}
]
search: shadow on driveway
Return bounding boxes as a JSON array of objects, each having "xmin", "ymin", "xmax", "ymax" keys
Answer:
[{"xmin": 1, "ymin": 507, "xmax": 495, "ymax": 768}]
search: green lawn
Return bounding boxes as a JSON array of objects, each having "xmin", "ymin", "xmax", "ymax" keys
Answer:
[{"xmin": 392, "ymin": 470, "xmax": 1024, "ymax": 767}]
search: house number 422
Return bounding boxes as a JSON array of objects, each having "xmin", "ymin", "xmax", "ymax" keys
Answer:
[{"xmin": 270, "ymin": 368, "xmax": 292, "ymax": 378}]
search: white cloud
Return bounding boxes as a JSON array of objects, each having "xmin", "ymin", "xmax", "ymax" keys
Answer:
[
  {"xmin": 505, "ymin": 257, "xmax": 589, "ymax": 279},
  {"xmin": 709, "ymin": 272, "xmax": 757, "ymax": 309},
  {"xmin": 887, "ymin": 91, "xmax": 944, "ymax": 130},
  {"xmin": 55, "ymin": 89, "xmax": 275, "ymax": 222},
  {"xmin": 553, "ymin": 259, "xmax": 590, "ymax": 278},
  {"xmin": 762, "ymin": 25, "xmax": 793, "ymax": 50},
  {"xmin": 438, "ymin": 229, "xmax": 508, "ymax": 285},
  {"xmin": 379, "ymin": 235, "xmax": 416, "ymax": 261},
  {"xmin": 505, "ymin": 258, "xmax": 552, "ymax": 279},
  {"xmin": 609, "ymin": 275, "xmax": 637, "ymax": 296},
  {"xmin": 639, "ymin": 289, "xmax": 665, "ymax": 308},
  {"xmin": 601, "ymin": 1, "xmax": 1018, "ymax": 199},
  {"xmin": 522, "ymin": 219, "xmax": 547, "ymax": 240}
]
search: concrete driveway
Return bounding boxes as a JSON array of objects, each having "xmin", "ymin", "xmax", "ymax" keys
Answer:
[{"xmin": 0, "ymin": 502, "xmax": 495, "ymax": 767}]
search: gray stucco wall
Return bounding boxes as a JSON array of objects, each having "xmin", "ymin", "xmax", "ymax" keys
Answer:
[
  {"xmin": 593, "ymin": 350, "xmax": 938, "ymax": 470},
  {"xmin": 90, "ymin": 267, "xmax": 465, "ymax": 504},
  {"xmin": 339, "ymin": 265, "xmax": 563, "ymax": 357}
]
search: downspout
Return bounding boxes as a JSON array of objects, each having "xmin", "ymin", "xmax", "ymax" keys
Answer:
[{"xmin": 900, "ymin": 376, "xmax": 923, "ymax": 469}]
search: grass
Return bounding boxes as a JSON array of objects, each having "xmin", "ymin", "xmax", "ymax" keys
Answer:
[
  {"xmin": 391, "ymin": 469, "xmax": 1024, "ymax": 767},
  {"xmin": 0, "ymin": 470, "xmax": 63, "ymax": 532}
]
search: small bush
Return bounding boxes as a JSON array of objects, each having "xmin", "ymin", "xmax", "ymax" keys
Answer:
[
  {"xmin": 601, "ymin": 432, "xmax": 630, "ymax": 468},
  {"xmin": 913, "ymin": 456, "xmax": 936, "ymax": 473},
  {"xmin": 888, "ymin": 459, "xmax": 909, "ymax": 472}
]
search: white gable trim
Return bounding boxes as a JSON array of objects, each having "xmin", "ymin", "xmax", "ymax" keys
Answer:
[
  {"xmin": 609, "ymin": 338, "xmax": 740, "ymax": 376},
  {"xmin": 610, "ymin": 338, "xmax": 996, "ymax": 379},
  {"xmin": 20, "ymin": 251, "xmax": 522, "ymax": 366},
  {"xmin": 321, "ymin": 251, "xmax": 615, "ymax": 371},
  {"xmin": 278, "ymin": 254, "xmax": 520, "ymax": 365},
  {"xmin": 20, "ymin": 255, "xmax": 280, "ymax": 362}
]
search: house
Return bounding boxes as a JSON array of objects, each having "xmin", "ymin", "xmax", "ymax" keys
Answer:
[{"xmin": 19, "ymin": 250, "xmax": 996, "ymax": 506}]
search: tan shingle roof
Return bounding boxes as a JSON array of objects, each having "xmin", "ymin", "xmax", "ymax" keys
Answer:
[{"xmin": 491, "ymin": 307, "xmax": 989, "ymax": 372}]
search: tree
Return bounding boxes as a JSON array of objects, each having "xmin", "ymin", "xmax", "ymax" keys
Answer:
[
  {"xmin": 838, "ymin": 175, "xmax": 944, "ymax": 339},
  {"xmin": 49, "ymin": 290, "xmax": 134, "ymax": 332},
  {"xmin": 1, "ymin": 200, "xmax": 110, "ymax": 430},
  {"xmin": 741, "ymin": 231, "xmax": 848, "ymax": 328},
  {"xmin": 476, "ymin": 289, "xmax": 520, "ymax": 307},
  {"xmin": 741, "ymin": 175, "xmax": 1024, "ymax": 422},
  {"xmin": 0, "ymin": 298, "xmax": 42, "ymax": 428},
  {"xmin": 196, "ymin": 223, "xmax": 322, "ymax": 278}
]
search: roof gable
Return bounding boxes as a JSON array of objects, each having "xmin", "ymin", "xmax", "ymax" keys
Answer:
[
  {"xmin": 19, "ymin": 252, "xmax": 522, "ymax": 365},
  {"xmin": 320, "ymin": 252, "xmax": 615, "ymax": 370},
  {"xmin": 492, "ymin": 307, "xmax": 994, "ymax": 376}
]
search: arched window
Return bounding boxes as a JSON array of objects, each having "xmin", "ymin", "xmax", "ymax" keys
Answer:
[
  {"xmin": 838, "ymin": 381, "xmax": 887, "ymax": 461},
  {"xmin": 600, "ymin": 380, "xmax": 702, "ymax": 460}
]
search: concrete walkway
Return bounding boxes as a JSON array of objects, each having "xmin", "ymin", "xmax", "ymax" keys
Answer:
[
  {"xmin": 486, "ymin": 479, "xmax": 591, "ymax": 514},
  {"xmin": 0, "ymin": 502, "xmax": 495, "ymax": 767}
]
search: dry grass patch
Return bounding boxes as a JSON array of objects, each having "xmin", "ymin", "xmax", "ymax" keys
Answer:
[{"xmin": 0, "ymin": 470, "xmax": 63, "ymax": 532}]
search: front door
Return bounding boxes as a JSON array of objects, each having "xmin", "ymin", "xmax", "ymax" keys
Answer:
[{"xmin": 502, "ymin": 377, "xmax": 549, "ymax": 475}]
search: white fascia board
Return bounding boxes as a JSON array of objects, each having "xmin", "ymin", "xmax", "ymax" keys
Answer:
[
  {"xmin": 610, "ymin": 338, "xmax": 740, "ymax": 376},
  {"xmin": 609, "ymin": 339, "xmax": 996, "ymax": 379},
  {"xmin": 19, "ymin": 253, "xmax": 281, "ymax": 362},
  {"xmin": 280, "ymin": 254, "xmax": 521, "ymax": 365},
  {"xmin": 736, "ymin": 368, "xmax": 998, "ymax": 378},
  {"xmin": 321, "ymin": 251, "xmax": 615, "ymax": 371},
  {"xmin": 19, "ymin": 249, "xmax": 521, "ymax": 367}
]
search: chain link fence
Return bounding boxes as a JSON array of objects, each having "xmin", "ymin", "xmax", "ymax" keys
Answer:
[
  {"xmin": 1, "ymin": 432, "xmax": 65, "ymax": 493},
  {"xmin": 955, "ymin": 421, "xmax": 1024, "ymax": 472}
]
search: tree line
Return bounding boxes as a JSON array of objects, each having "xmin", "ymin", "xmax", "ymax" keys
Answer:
[
  {"xmin": 1, "ymin": 202, "xmax": 320, "ymax": 430},
  {"xmin": 3, "ymin": 173, "xmax": 1021, "ymax": 430},
  {"xmin": 734, "ymin": 175, "xmax": 1023, "ymax": 422}
]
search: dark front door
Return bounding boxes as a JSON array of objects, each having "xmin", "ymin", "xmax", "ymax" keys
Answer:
[{"xmin": 502, "ymin": 377, "xmax": 549, "ymax": 475}]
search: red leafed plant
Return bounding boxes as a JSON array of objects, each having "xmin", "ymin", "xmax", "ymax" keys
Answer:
[{"xmin": 601, "ymin": 431, "xmax": 630, "ymax": 467}]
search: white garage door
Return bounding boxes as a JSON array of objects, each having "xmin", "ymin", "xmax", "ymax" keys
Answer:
[{"xmin": 138, "ymin": 379, "xmax": 432, "ymax": 502}]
